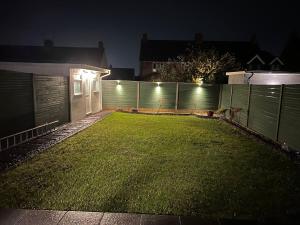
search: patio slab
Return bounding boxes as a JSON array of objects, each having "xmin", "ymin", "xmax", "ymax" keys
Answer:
[
  {"xmin": 100, "ymin": 212, "xmax": 141, "ymax": 225},
  {"xmin": 15, "ymin": 209, "xmax": 66, "ymax": 225},
  {"xmin": 58, "ymin": 211, "xmax": 103, "ymax": 225},
  {"xmin": 0, "ymin": 208, "xmax": 29, "ymax": 225}
]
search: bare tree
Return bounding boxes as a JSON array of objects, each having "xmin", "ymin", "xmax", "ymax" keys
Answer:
[{"xmin": 158, "ymin": 49, "xmax": 240, "ymax": 84}]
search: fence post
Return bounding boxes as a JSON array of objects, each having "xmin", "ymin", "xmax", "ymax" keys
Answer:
[
  {"xmin": 137, "ymin": 81, "xmax": 140, "ymax": 110},
  {"xmin": 175, "ymin": 82, "xmax": 179, "ymax": 111},
  {"xmin": 218, "ymin": 85, "xmax": 223, "ymax": 109},
  {"xmin": 246, "ymin": 84, "xmax": 252, "ymax": 128},
  {"xmin": 276, "ymin": 84, "xmax": 284, "ymax": 141},
  {"xmin": 229, "ymin": 84, "xmax": 233, "ymax": 109}
]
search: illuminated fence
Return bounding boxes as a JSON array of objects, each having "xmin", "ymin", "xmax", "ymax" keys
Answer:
[
  {"xmin": 220, "ymin": 84, "xmax": 300, "ymax": 152},
  {"xmin": 101, "ymin": 80, "xmax": 220, "ymax": 112}
]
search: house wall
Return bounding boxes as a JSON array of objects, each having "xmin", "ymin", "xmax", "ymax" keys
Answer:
[{"xmin": 140, "ymin": 61, "xmax": 154, "ymax": 78}]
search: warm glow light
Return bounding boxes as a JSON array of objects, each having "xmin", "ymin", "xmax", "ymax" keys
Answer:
[
  {"xmin": 157, "ymin": 82, "xmax": 160, "ymax": 86},
  {"xmin": 117, "ymin": 80, "xmax": 120, "ymax": 85},
  {"xmin": 194, "ymin": 77, "xmax": 203, "ymax": 86}
]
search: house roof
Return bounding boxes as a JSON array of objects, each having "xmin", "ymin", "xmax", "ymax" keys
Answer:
[
  {"xmin": 139, "ymin": 38, "xmax": 258, "ymax": 65},
  {"xmin": 270, "ymin": 57, "xmax": 284, "ymax": 65},
  {"xmin": 0, "ymin": 62, "xmax": 110, "ymax": 77},
  {"xmin": 0, "ymin": 42, "xmax": 107, "ymax": 68},
  {"xmin": 247, "ymin": 50, "xmax": 275, "ymax": 65}
]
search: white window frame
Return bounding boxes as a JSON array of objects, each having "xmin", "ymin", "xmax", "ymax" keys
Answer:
[
  {"xmin": 92, "ymin": 75, "xmax": 100, "ymax": 93},
  {"xmin": 73, "ymin": 74, "xmax": 83, "ymax": 96}
]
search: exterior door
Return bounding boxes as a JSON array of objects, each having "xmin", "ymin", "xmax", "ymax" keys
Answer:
[{"xmin": 85, "ymin": 78, "xmax": 92, "ymax": 114}]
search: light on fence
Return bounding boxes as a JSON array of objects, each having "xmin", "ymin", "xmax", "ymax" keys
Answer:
[
  {"xmin": 156, "ymin": 82, "xmax": 161, "ymax": 92},
  {"xmin": 196, "ymin": 86, "xmax": 202, "ymax": 93},
  {"xmin": 116, "ymin": 80, "xmax": 122, "ymax": 91}
]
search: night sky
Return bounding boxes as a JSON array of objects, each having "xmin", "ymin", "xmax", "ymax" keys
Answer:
[{"xmin": 0, "ymin": 0, "xmax": 299, "ymax": 75}]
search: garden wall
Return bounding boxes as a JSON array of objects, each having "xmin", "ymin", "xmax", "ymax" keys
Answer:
[
  {"xmin": 101, "ymin": 80, "xmax": 220, "ymax": 112},
  {"xmin": 220, "ymin": 84, "xmax": 300, "ymax": 152}
]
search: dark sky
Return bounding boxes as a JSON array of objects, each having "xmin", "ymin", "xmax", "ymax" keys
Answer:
[{"xmin": 0, "ymin": 0, "xmax": 299, "ymax": 74}]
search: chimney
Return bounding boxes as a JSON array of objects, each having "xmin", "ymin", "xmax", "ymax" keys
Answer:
[
  {"xmin": 44, "ymin": 39, "xmax": 54, "ymax": 47},
  {"xmin": 195, "ymin": 33, "xmax": 203, "ymax": 45},
  {"xmin": 142, "ymin": 33, "xmax": 148, "ymax": 42},
  {"xmin": 98, "ymin": 41, "xmax": 104, "ymax": 49}
]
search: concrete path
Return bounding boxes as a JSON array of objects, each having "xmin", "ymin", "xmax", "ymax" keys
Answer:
[
  {"xmin": 1, "ymin": 208, "xmax": 297, "ymax": 225},
  {"xmin": 0, "ymin": 208, "xmax": 265, "ymax": 225},
  {"xmin": 0, "ymin": 111, "xmax": 112, "ymax": 171}
]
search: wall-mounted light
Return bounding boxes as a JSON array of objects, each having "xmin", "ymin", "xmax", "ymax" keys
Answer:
[
  {"xmin": 116, "ymin": 80, "xmax": 122, "ymax": 91},
  {"xmin": 79, "ymin": 69, "xmax": 97, "ymax": 79},
  {"xmin": 156, "ymin": 82, "xmax": 161, "ymax": 93}
]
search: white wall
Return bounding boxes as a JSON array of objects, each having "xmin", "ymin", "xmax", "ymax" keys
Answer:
[
  {"xmin": 228, "ymin": 74, "xmax": 246, "ymax": 84},
  {"xmin": 69, "ymin": 68, "xmax": 102, "ymax": 122},
  {"xmin": 246, "ymin": 73, "xmax": 300, "ymax": 85},
  {"xmin": 227, "ymin": 71, "xmax": 300, "ymax": 85}
]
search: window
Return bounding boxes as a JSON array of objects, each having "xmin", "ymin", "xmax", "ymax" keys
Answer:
[
  {"xmin": 92, "ymin": 76, "xmax": 100, "ymax": 92},
  {"xmin": 73, "ymin": 74, "xmax": 82, "ymax": 95},
  {"xmin": 152, "ymin": 62, "xmax": 164, "ymax": 72},
  {"xmin": 152, "ymin": 62, "xmax": 157, "ymax": 72},
  {"xmin": 74, "ymin": 80, "xmax": 82, "ymax": 95}
]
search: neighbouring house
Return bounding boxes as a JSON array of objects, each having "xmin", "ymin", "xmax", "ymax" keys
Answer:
[
  {"xmin": 226, "ymin": 70, "xmax": 300, "ymax": 85},
  {"xmin": 0, "ymin": 41, "xmax": 110, "ymax": 137},
  {"xmin": 102, "ymin": 66, "xmax": 135, "ymax": 80},
  {"xmin": 139, "ymin": 33, "xmax": 284, "ymax": 81},
  {"xmin": 246, "ymin": 50, "xmax": 284, "ymax": 71}
]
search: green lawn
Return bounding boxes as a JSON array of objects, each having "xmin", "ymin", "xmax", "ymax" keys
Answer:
[{"xmin": 0, "ymin": 112, "xmax": 300, "ymax": 221}]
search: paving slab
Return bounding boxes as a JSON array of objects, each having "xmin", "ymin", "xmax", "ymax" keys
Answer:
[
  {"xmin": 0, "ymin": 208, "xmax": 29, "ymax": 225},
  {"xmin": 58, "ymin": 211, "xmax": 103, "ymax": 225},
  {"xmin": 100, "ymin": 212, "xmax": 141, "ymax": 225},
  {"xmin": 15, "ymin": 209, "xmax": 66, "ymax": 225},
  {"xmin": 141, "ymin": 214, "xmax": 180, "ymax": 225}
]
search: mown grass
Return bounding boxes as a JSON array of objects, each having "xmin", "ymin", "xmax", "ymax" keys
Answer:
[{"xmin": 0, "ymin": 112, "xmax": 300, "ymax": 221}]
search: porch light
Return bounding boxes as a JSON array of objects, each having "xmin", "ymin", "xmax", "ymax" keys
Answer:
[{"xmin": 79, "ymin": 69, "xmax": 97, "ymax": 79}]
